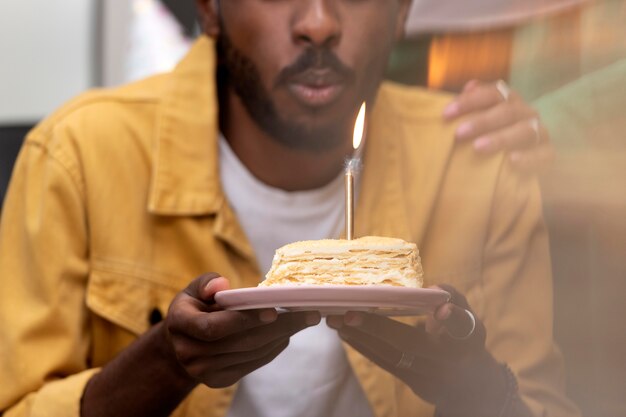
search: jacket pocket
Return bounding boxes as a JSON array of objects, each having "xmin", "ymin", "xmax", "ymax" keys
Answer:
[{"xmin": 86, "ymin": 266, "xmax": 178, "ymax": 335}]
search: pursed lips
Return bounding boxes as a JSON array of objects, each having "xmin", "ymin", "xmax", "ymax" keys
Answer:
[{"xmin": 287, "ymin": 69, "xmax": 346, "ymax": 108}]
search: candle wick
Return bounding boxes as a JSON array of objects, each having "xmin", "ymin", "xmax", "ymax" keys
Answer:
[{"xmin": 345, "ymin": 157, "xmax": 362, "ymax": 173}]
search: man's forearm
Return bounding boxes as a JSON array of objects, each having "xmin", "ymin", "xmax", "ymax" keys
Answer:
[{"xmin": 81, "ymin": 322, "xmax": 197, "ymax": 417}]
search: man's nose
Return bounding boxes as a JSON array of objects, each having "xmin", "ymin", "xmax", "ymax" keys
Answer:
[{"xmin": 292, "ymin": 0, "xmax": 341, "ymax": 48}]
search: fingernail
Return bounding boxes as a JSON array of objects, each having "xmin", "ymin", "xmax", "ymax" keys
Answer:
[
  {"xmin": 345, "ymin": 312, "xmax": 363, "ymax": 327},
  {"xmin": 306, "ymin": 312, "xmax": 321, "ymax": 326},
  {"xmin": 456, "ymin": 122, "xmax": 473, "ymax": 139},
  {"xmin": 204, "ymin": 279, "xmax": 220, "ymax": 293},
  {"xmin": 509, "ymin": 152, "xmax": 522, "ymax": 163},
  {"xmin": 474, "ymin": 137, "xmax": 492, "ymax": 151},
  {"xmin": 259, "ymin": 309, "xmax": 277, "ymax": 323},
  {"xmin": 443, "ymin": 102, "xmax": 460, "ymax": 119}
]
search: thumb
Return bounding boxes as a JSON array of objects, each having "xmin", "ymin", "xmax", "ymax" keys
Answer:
[
  {"xmin": 185, "ymin": 273, "xmax": 230, "ymax": 303},
  {"xmin": 434, "ymin": 302, "xmax": 474, "ymax": 339},
  {"xmin": 428, "ymin": 285, "xmax": 486, "ymax": 346}
]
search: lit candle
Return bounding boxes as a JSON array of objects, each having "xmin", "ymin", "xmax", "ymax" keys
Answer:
[
  {"xmin": 345, "ymin": 102, "xmax": 366, "ymax": 240},
  {"xmin": 345, "ymin": 161, "xmax": 355, "ymax": 240}
]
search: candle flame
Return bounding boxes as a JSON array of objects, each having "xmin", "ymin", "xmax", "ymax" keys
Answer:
[{"xmin": 353, "ymin": 102, "xmax": 366, "ymax": 150}]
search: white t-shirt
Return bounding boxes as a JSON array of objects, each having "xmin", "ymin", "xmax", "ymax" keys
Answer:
[
  {"xmin": 405, "ymin": 0, "xmax": 589, "ymax": 34},
  {"xmin": 219, "ymin": 137, "xmax": 374, "ymax": 417}
]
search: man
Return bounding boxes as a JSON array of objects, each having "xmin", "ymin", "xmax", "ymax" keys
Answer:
[{"xmin": 0, "ymin": 0, "xmax": 577, "ymax": 417}]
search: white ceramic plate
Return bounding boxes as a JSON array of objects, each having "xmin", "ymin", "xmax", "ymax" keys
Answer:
[{"xmin": 215, "ymin": 285, "xmax": 450, "ymax": 316}]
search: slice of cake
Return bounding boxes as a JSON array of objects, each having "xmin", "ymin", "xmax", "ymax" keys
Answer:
[{"xmin": 261, "ymin": 236, "xmax": 423, "ymax": 287}]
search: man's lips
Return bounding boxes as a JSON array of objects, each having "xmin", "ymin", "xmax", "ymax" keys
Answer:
[
  {"xmin": 288, "ymin": 83, "xmax": 344, "ymax": 107},
  {"xmin": 286, "ymin": 69, "xmax": 346, "ymax": 108}
]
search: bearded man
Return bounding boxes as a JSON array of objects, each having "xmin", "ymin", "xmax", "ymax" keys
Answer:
[{"xmin": 0, "ymin": 0, "xmax": 577, "ymax": 417}]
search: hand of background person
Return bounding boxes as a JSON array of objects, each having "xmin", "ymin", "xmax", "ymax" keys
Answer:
[
  {"xmin": 327, "ymin": 284, "xmax": 528, "ymax": 417},
  {"xmin": 443, "ymin": 79, "xmax": 554, "ymax": 173},
  {"xmin": 164, "ymin": 273, "xmax": 321, "ymax": 388}
]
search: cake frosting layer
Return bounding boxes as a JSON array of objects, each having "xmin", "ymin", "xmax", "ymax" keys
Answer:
[{"xmin": 262, "ymin": 236, "xmax": 423, "ymax": 287}]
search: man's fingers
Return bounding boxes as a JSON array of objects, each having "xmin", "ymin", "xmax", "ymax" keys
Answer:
[
  {"xmin": 216, "ymin": 336, "xmax": 290, "ymax": 370},
  {"xmin": 212, "ymin": 310, "xmax": 320, "ymax": 353},
  {"xmin": 329, "ymin": 312, "xmax": 430, "ymax": 349},
  {"xmin": 185, "ymin": 335, "xmax": 291, "ymax": 377},
  {"xmin": 183, "ymin": 273, "xmax": 229, "ymax": 304},
  {"xmin": 431, "ymin": 284, "xmax": 471, "ymax": 309},
  {"xmin": 170, "ymin": 310, "xmax": 319, "ymax": 385},
  {"xmin": 337, "ymin": 325, "xmax": 445, "ymax": 378},
  {"xmin": 171, "ymin": 307, "xmax": 318, "ymax": 344},
  {"xmin": 201, "ymin": 277, "xmax": 231, "ymax": 300},
  {"xmin": 201, "ymin": 339, "xmax": 290, "ymax": 389},
  {"xmin": 433, "ymin": 303, "xmax": 486, "ymax": 347},
  {"xmin": 338, "ymin": 329, "xmax": 448, "ymax": 404},
  {"xmin": 328, "ymin": 312, "xmax": 450, "ymax": 363},
  {"xmin": 169, "ymin": 308, "xmax": 278, "ymax": 342},
  {"xmin": 427, "ymin": 285, "xmax": 486, "ymax": 346},
  {"xmin": 339, "ymin": 327, "xmax": 411, "ymax": 376}
]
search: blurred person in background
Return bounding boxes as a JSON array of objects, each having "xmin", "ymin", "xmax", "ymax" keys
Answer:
[
  {"xmin": 390, "ymin": 1, "xmax": 626, "ymax": 416},
  {"xmin": 388, "ymin": 0, "xmax": 592, "ymax": 170},
  {"xmin": 390, "ymin": 0, "xmax": 592, "ymax": 96},
  {"xmin": 533, "ymin": 4, "xmax": 626, "ymax": 414},
  {"xmin": 0, "ymin": 1, "xmax": 580, "ymax": 417}
]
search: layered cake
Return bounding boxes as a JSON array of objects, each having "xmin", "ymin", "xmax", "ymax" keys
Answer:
[{"xmin": 261, "ymin": 236, "xmax": 423, "ymax": 287}]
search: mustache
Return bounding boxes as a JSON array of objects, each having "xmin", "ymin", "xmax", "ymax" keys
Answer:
[{"xmin": 275, "ymin": 48, "xmax": 354, "ymax": 86}]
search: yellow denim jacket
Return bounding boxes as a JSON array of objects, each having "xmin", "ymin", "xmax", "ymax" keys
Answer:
[{"xmin": 0, "ymin": 36, "xmax": 579, "ymax": 417}]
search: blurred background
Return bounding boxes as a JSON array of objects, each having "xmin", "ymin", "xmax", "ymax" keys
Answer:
[{"xmin": 0, "ymin": 0, "xmax": 624, "ymax": 415}]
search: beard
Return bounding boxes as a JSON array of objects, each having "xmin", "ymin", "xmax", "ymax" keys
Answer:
[{"xmin": 215, "ymin": 28, "xmax": 359, "ymax": 153}]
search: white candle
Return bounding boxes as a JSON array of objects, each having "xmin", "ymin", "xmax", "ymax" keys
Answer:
[
  {"xmin": 344, "ymin": 102, "xmax": 366, "ymax": 240},
  {"xmin": 345, "ymin": 161, "xmax": 355, "ymax": 240}
]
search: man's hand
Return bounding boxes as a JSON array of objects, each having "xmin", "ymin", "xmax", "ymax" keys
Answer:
[
  {"xmin": 82, "ymin": 273, "xmax": 320, "ymax": 417},
  {"xmin": 327, "ymin": 285, "xmax": 530, "ymax": 417},
  {"xmin": 443, "ymin": 79, "xmax": 554, "ymax": 173},
  {"xmin": 164, "ymin": 273, "xmax": 321, "ymax": 388}
]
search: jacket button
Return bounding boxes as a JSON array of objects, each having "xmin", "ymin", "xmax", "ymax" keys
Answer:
[{"xmin": 149, "ymin": 307, "xmax": 163, "ymax": 325}]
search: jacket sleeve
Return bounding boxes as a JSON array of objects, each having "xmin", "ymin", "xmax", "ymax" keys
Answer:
[
  {"xmin": 481, "ymin": 159, "xmax": 580, "ymax": 417},
  {"xmin": 0, "ymin": 131, "xmax": 99, "ymax": 416}
]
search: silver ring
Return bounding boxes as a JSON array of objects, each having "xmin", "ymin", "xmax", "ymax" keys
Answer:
[
  {"xmin": 495, "ymin": 79, "xmax": 511, "ymax": 102},
  {"xmin": 529, "ymin": 117, "xmax": 542, "ymax": 145},
  {"xmin": 450, "ymin": 309, "xmax": 476, "ymax": 341},
  {"xmin": 396, "ymin": 352, "xmax": 415, "ymax": 370}
]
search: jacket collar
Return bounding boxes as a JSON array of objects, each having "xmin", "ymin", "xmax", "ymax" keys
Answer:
[
  {"xmin": 147, "ymin": 36, "xmax": 259, "ymax": 264},
  {"xmin": 148, "ymin": 36, "xmax": 222, "ymax": 215}
]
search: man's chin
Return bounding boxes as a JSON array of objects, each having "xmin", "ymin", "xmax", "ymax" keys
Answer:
[
  {"xmin": 236, "ymin": 86, "xmax": 352, "ymax": 152},
  {"xmin": 272, "ymin": 127, "xmax": 345, "ymax": 153}
]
